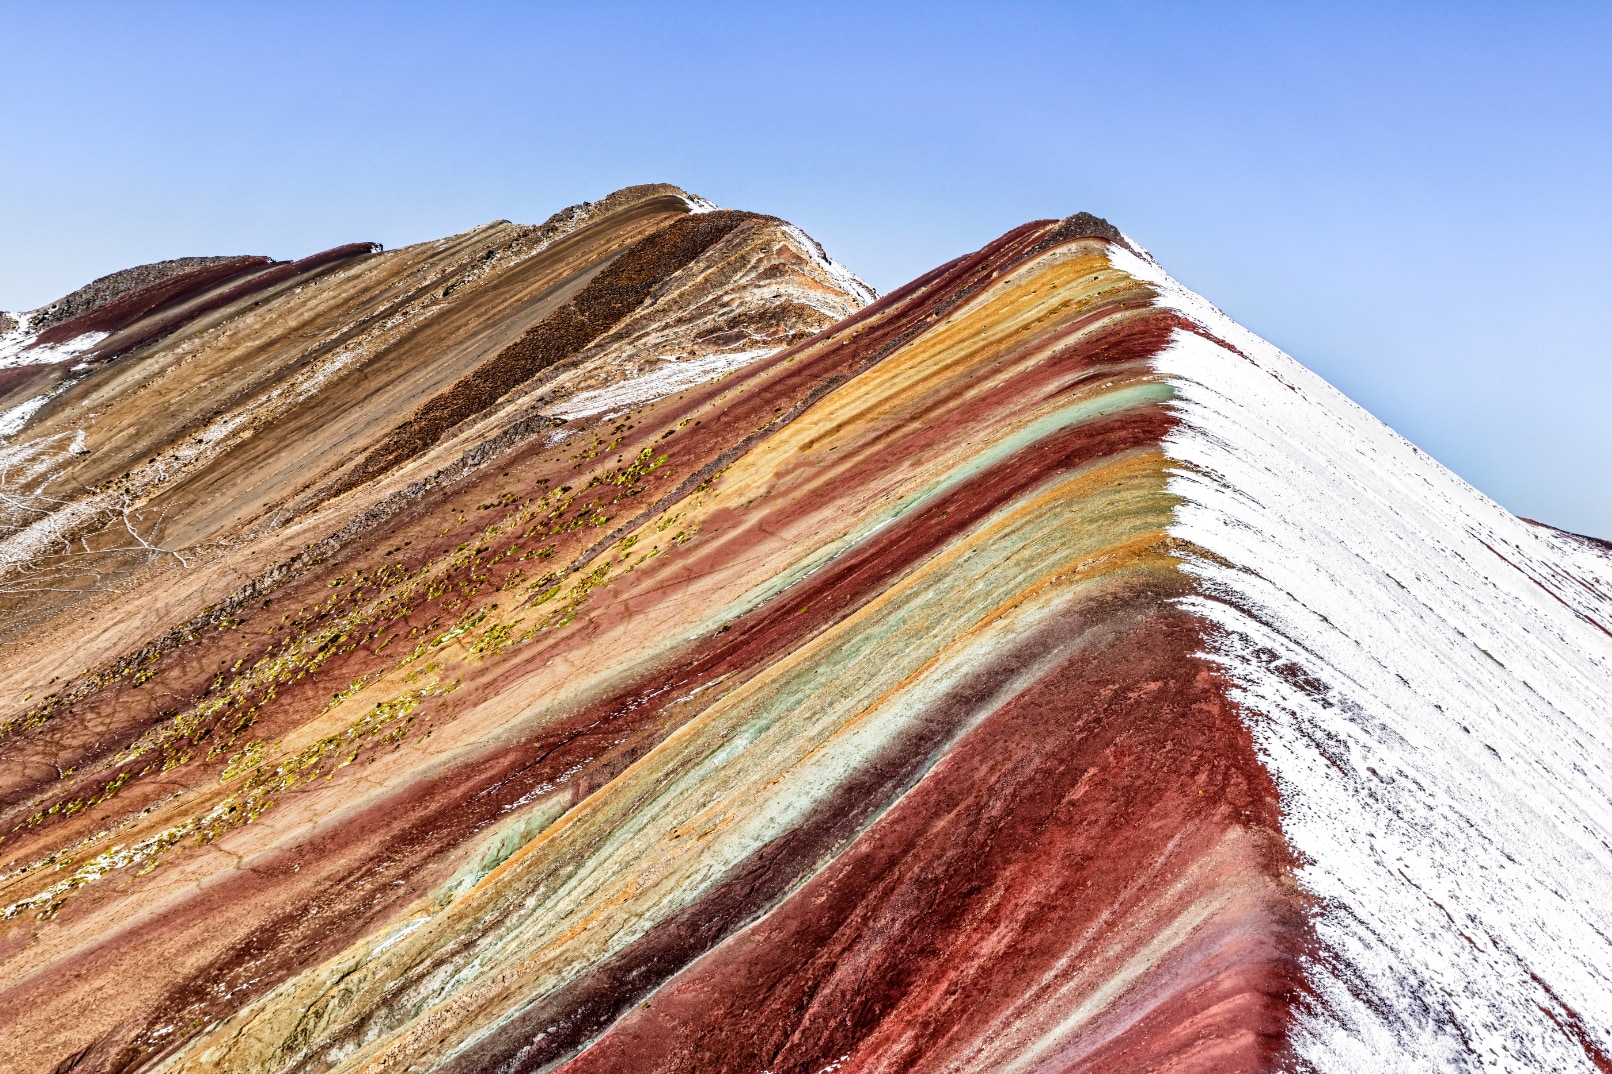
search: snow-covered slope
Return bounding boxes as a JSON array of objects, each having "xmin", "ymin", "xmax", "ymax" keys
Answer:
[{"xmin": 1127, "ymin": 247, "xmax": 1612, "ymax": 1071}]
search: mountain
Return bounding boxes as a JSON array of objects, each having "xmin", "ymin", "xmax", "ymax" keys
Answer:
[{"xmin": 0, "ymin": 189, "xmax": 1607, "ymax": 1074}]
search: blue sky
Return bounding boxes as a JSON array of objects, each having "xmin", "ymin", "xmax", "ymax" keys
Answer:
[{"xmin": 3, "ymin": 2, "xmax": 1609, "ymax": 535}]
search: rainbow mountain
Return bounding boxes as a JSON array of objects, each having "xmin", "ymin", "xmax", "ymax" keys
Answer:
[{"xmin": 0, "ymin": 185, "xmax": 1608, "ymax": 1073}]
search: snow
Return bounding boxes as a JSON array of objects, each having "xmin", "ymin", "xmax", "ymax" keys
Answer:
[
  {"xmin": 0, "ymin": 388, "xmax": 252, "ymax": 579},
  {"xmin": 550, "ymin": 349, "xmax": 779, "ymax": 421},
  {"xmin": 1106, "ymin": 243, "xmax": 1612, "ymax": 1069},
  {"xmin": 0, "ymin": 394, "xmax": 51, "ymax": 438},
  {"xmin": 779, "ymin": 223, "xmax": 878, "ymax": 306},
  {"xmin": 0, "ymin": 312, "xmax": 108, "ymax": 370}
]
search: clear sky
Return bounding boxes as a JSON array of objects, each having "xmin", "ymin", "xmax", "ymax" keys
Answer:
[{"xmin": 3, "ymin": 2, "xmax": 1609, "ymax": 536}]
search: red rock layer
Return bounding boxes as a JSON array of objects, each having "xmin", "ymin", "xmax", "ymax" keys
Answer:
[
  {"xmin": 45, "ymin": 242, "xmax": 382, "ymax": 361},
  {"xmin": 29, "ymin": 256, "xmax": 275, "ymax": 346},
  {"xmin": 551, "ymin": 600, "xmax": 1301, "ymax": 1074}
]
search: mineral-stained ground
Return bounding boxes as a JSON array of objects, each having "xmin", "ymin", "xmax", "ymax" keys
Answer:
[{"xmin": 0, "ymin": 186, "xmax": 1608, "ymax": 1074}]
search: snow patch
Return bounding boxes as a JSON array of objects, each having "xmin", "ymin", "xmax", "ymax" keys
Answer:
[
  {"xmin": 779, "ymin": 223, "xmax": 878, "ymax": 306},
  {"xmin": 550, "ymin": 349, "xmax": 778, "ymax": 421},
  {"xmin": 371, "ymin": 916, "xmax": 431, "ymax": 956},
  {"xmin": 0, "ymin": 395, "xmax": 51, "ymax": 438},
  {"xmin": 0, "ymin": 313, "xmax": 108, "ymax": 369}
]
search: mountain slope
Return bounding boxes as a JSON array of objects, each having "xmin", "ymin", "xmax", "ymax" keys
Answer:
[
  {"xmin": 1141, "ymin": 257, "xmax": 1612, "ymax": 1070},
  {"xmin": 0, "ymin": 195, "xmax": 1606, "ymax": 1074}
]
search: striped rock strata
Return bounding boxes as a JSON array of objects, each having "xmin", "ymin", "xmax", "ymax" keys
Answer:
[{"xmin": 0, "ymin": 194, "xmax": 1607, "ymax": 1073}]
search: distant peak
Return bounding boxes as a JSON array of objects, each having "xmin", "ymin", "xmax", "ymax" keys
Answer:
[
  {"xmin": 1038, "ymin": 211, "xmax": 1151, "ymax": 260},
  {"xmin": 533, "ymin": 183, "xmax": 713, "ymax": 234},
  {"xmin": 24, "ymin": 255, "xmax": 269, "ymax": 330},
  {"xmin": 1054, "ymin": 211, "xmax": 1124, "ymax": 243}
]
